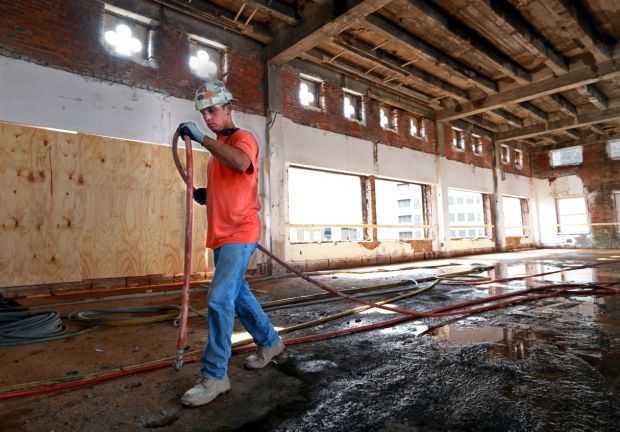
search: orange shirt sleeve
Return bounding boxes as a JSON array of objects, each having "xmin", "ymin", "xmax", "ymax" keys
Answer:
[{"xmin": 231, "ymin": 131, "xmax": 258, "ymax": 174}]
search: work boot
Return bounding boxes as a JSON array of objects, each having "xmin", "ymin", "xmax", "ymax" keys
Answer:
[
  {"xmin": 181, "ymin": 375, "xmax": 230, "ymax": 407},
  {"xmin": 244, "ymin": 341, "xmax": 285, "ymax": 369}
]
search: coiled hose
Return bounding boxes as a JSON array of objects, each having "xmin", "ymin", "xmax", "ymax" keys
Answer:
[{"xmin": 0, "ymin": 310, "xmax": 98, "ymax": 346}]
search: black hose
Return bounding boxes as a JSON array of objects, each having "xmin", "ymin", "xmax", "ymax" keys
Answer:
[{"xmin": 0, "ymin": 311, "xmax": 99, "ymax": 346}]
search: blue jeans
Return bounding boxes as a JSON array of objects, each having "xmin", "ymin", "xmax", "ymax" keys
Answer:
[{"xmin": 201, "ymin": 243, "xmax": 281, "ymax": 379}]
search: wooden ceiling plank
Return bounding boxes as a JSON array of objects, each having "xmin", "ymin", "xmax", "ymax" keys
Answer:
[
  {"xmin": 532, "ymin": 131, "xmax": 620, "ymax": 152},
  {"xmin": 550, "ymin": 93, "xmax": 577, "ymax": 116},
  {"xmin": 332, "ymin": 36, "xmax": 469, "ymax": 100},
  {"xmin": 556, "ymin": 0, "xmax": 615, "ymax": 59},
  {"xmin": 483, "ymin": 0, "xmax": 569, "ymax": 73},
  {"xmin": 495, "ymin": 106, "xmax": 620, "ymax": 142},
  {"xmin": 268, "ymin": 0, "xmax": 393, "ymax": 64},
  {"xmin": 242, "ymin": 0, "xmax": 299, "ymax": 26},
  {"xmin": 438, "ymin": 56, "xmax": 620, "ymax": 121},
  {"xmin": 575, "ymin": 84, "xmax": 609, "ymax": 109},
  {"xmin": 364, "ymin": 13, "xmax": 498, "ymax": 92},
  {"xmin": 404, "ymin": 0, "xmax": 531, "ymax": 81}
]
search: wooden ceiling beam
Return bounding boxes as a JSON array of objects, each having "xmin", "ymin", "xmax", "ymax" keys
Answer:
[
  {"xmin": 575, "ymin": 84, "xmax": 609, "ymax": 110},
  {"xmin": 267, "ymin": 0, "xmax": 393, "ymax": 64},
  {"xmin": 333, "ymin": 36, "xmax": 523, "ymax": 128},
  {"xmin": 532, "ymin": 132, "xmax": 620, "ymax": 152},
  {"xmin": 241, "ymin": 0, "xmax": 299, "ymax": 26},
  {"xmin": 483, "ymin": 0, "xmax": 569, "ymax": 73},
  {"xmin": 556, "ymin": 0, "xmax": 615, "ymax": 59},
  {"xmin": 404, "ymin": 0, "xmax": 531, "ymax": 81},
  {"xmin": 550, "ymin": 94, "xmax": 577, "ymax": 116},
  {"xmin": 519, "ymin": 101, "xmax": 548, "ymax": 121},
  {"xmin": 364, "ymin": 13, "xmax": 498, "ymax": 92},
  {"xmin": 332, "ymin": 36, "xmax": 468, "ymax": 100},
  {"xmin": 438, "ymin": 56, "xmax": 620, "ymax": 121},
  {"xmin": 496, "ymin": 106, "xmax": 620, "ymax": 142},
  {"xmin": 449, "ymin": 119, "xmax": 494, "ymax": 137},
  {"xmin": 152, "ymin": 0, "xmax": 272, "ymax": 43}
]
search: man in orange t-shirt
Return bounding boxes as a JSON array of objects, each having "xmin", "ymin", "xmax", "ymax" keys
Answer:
[{"xmin": 176, "ymin": 81, "xmax": 283, "ymax": 408}]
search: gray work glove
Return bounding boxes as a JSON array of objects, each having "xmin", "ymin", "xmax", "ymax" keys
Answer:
[{"xmin": 177, "ymin": 121, "xmax": 205, "ymax": 144}]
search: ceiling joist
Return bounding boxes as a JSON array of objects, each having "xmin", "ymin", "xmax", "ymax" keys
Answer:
[
  {"xmin": 438, "ymin": 56, "xmax": 620, "ymax": 121},
  {"xmin": 496, "ymin": 106, "xmax": 620, "ymax": 142},
  {"xmin": 267, "ymin": 0, "xmax": 393, "ymax": 64}
]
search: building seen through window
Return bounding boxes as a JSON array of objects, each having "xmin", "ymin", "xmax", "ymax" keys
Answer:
[{"xmin": 448, "ymin": 189, "xmax": 485, "ymax": 238}]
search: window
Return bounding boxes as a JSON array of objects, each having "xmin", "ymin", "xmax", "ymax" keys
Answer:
[
  {"xmin": 615, "ymin": 192, "xmax": 620, "ymax": 233},
  {"xmin": 556, "ymin": 197, "xmax": 588, "ymax": 234},
  {"xmin": 288, "ymin": 167, "xmax": 363, "ymax": 243},
  {"xmin": 503, "ymin": 196, "xmax": 524, "ymax": 236},
  {"xmin": 608, "ymin": 140, "xmax": 620, "ymax": 159},
  {"xmin": 399, "ymin": 231, "xmax": 413, "ymax": 240},
  {"xmin": 472, "ymin": 135, "xmax": 483, "ymax": 155},
  {"xmin": 376, "ymin": 180, "xmax": 425, "ymax": 240},
  {"xmin": 380, "ymin": 106, "xmax": 398, "ymax": 130},
  {"xmin": 515, "ymin": 149, "xmax": 524, "ymax": 169},
  {"xmin": 452, "ymin": 128, "xmax": 465, "ymax": 151},
  {"xmin": 299, "ymin": 75, "xmax": 321, "ymax": 109},
  {"xmin": 103, "ymin": 5, "xmax": 153, "ymax": 61},
  {"xmin": 410, "ymin": 117, "xmax": 426, "ymax": 138},
  {"xmin": 188, "ymin": 36, "xmax": 224, "ymax": 79},
  {"xmin": 343, "ymin": 90, "xmax": 364, "ymax": 122},
  {"xmin": 501, "ymin": 145, "xmax": 511, "ymax": 164},
  {"xmin": 551, "ymin": 146, "xmax": 583, "ymax": 167},
  {"xmin": 448, "ymin": 189, "xmax": 486, "ymax": 238}
]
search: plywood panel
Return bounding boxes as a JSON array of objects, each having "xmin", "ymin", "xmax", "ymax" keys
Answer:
[{"xmin": 0, "ymin": 122, "xmax": 209, "ymax": 287}]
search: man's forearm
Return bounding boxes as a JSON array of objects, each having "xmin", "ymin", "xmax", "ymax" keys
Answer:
[{"xmin": 201, "ymin": 135, "xmax": 251, "ymax": 172}]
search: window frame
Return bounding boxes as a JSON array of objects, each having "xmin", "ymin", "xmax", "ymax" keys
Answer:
[
  {"xmin": 501, "ymin": 144, "xmax": 511, "ymax": 164},
  {"xmin": 188, "ymin": 35, "xmax": 225, "ymax": 80},
  {"xmin": 550, "ymin": 146, "xmax": 583, "ymax": 167},
  {"xmin": 614, "ymin": 192, "xmax": 620, "ymax": 233},
  {"xmin": 608, "ymin": 140, "xmax": 620, "ymax": 160},
  {"xmin": 472, "ymin": 134, "xmax": 483, "ymax": 156},
  {"xmin": 379, "ymin": 105, "xmax": 398, "ymax": 131},
  {"xmin": 447, "ymin": 188, "xmax": 489, "ymax": 239},
  {"xmin": 299, "ymin": 74, "xmax": 323, "ymax": 111},
  {"xmin": 342, "ymin": 89, "xmax": 365, "ymax": 123},
  {"xmin": 452, "ymin": 128, "xmax": 466, "ymax": 151},
  {"xmin": 514, "ymin": 149, "xmax": 524, "ymax": 169},
  {"xmin": 102, "ymin": 4, "xmax": 156, "ymax": 64},
  {"xmin": 410, "ymin": 116, "xmax": 426, "ymax": 139},
  {"xmin": 556, "ymin": 196, "xmax": 589, "ymax": 234}
]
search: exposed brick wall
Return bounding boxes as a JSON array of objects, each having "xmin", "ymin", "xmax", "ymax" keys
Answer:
[
  {"xmin": 532, "ymin": 142, "xmax": 620, "ymax": 246},
  {"xmin": 501, "ymin": 145, "xmax": 532, "ymax": 177},
  {"xmin": 442, "ymin": 125, "xmax": 494, "ymax": 170},
  {"xmin": 0, "ymin": 0, "xmax": 265, "ymax": 115},
  {"xmin": 281, "ymin": 66, "xmax": 436, "ymax": 153}
]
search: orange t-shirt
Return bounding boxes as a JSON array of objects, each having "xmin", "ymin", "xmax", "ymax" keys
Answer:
[{"xmin": 205, "ymin": 129, "xmax": 262, "ymax": 249}]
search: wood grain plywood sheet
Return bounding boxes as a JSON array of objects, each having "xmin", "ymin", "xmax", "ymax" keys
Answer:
[
  {"xmin": 0, "ymin": 123, "xmax": 82, "ymax": 286},
  {"xmin": 0, "ymin": 122, "xmax": 208, "ymax": 287}
]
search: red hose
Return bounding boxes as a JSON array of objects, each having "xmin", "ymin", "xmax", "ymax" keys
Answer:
[
  {"xmin": 172, "ymin": 132, "xmax": 193, "ymax": 369},
  {"xmin": 1, "ymin": 282, "xmax": 616, "ymax": 401}
]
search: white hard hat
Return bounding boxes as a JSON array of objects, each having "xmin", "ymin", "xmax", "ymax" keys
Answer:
[{"xmin": 194, "ymin": 80, "xmax": 235, "ymax": 111}]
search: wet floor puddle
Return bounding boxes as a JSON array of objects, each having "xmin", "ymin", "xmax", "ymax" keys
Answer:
[{"xmin": 428, "ymin": 323, "xmax": 553, "ymax": 360}]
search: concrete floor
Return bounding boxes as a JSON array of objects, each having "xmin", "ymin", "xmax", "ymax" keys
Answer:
[{"xmin": 0, "ymin": 248, "xmax": 619, "ymax": 431}]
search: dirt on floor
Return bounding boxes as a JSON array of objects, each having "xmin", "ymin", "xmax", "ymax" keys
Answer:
[{"xmin": 0, "ymin": 249, "xmax": 619, "ymax": 431}]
